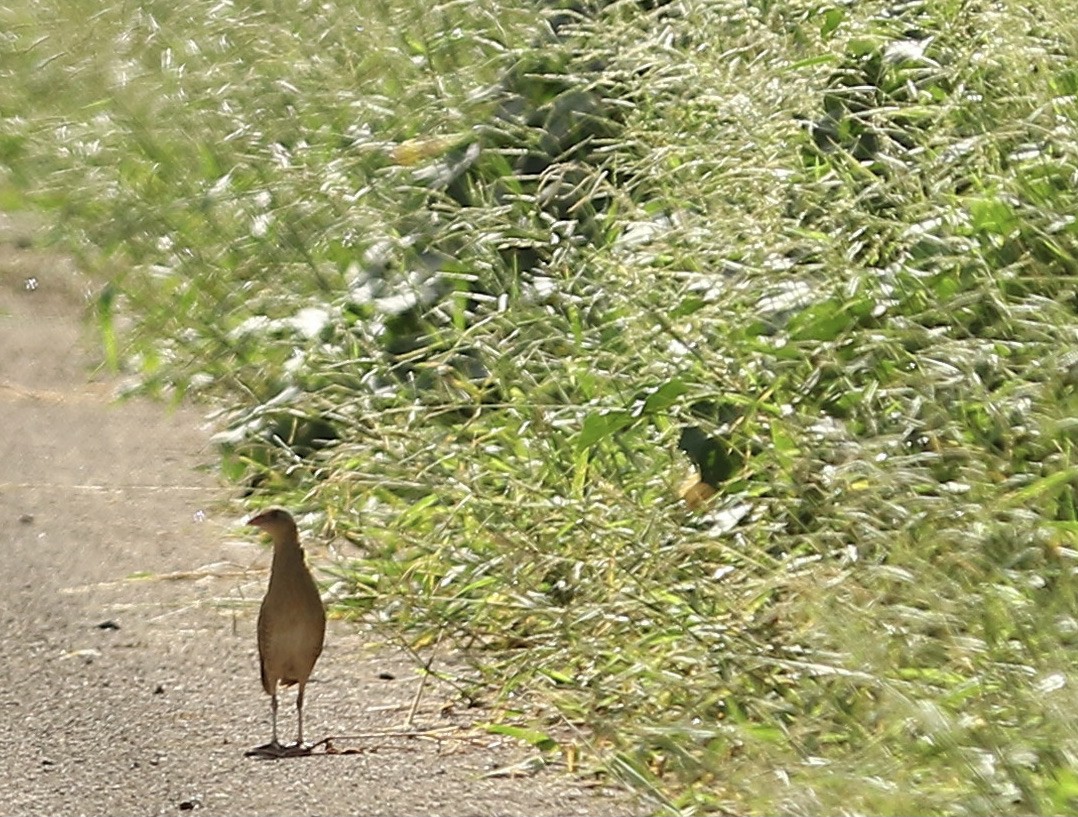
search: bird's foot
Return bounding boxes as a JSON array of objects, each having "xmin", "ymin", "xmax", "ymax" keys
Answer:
[{"xmin": 245, "ymin": 740, "xmax": 312, "ymax": 759}]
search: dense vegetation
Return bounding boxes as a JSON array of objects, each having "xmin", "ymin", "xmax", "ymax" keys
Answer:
[{"xmin": 5, "ymin": 0, "xmax": 1078, "ymax": 812}]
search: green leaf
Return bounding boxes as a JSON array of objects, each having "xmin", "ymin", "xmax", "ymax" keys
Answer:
[
  {"xmin": 1048, "ymin": 768, "xmax": 1078, "ymax": 814},
  {"xmin": 577, "ymin": 409, "xmax": 633, "ymax": 452},
  {"xmin": 969, "ymin": 196, "xmax": 1016, "ymax": 236},
  {"xmin": 847, "ymin": 37, "xmax": 881, "ymax": 58},
  {"xmin": 788, "ymin": 54, "xmax": 838, "ymax": 71},
  {"xmin": 742, "ymin": 723, "xmax": 785, "ymax": 743},
  {"xmin": 642, "ymin": 379, "xmax": 691, "ymax": 414},
  {"xmin": 770, "ymin": 424, "xmax": 799, "ymax": 455},
  {"xmin": 395, "ymin": 493, "xmax": 441, "ymax": 528},
  {"xmin": 571, "ymin": 446, "xmax": 589, "ymax": 499},
  {"xmin": 787, "ymin": 298, "xmax": 853, "ymax": 342},
  {"xmin": 788, "ymin": 296, "xmax": 877, "ymax": 342},
  {"xmin": 483, "ymin": 723, "xmax": 559, "ymax": 752},
  {"xmin": 1002, "ymin": 466, "xmax": 1078, "ymax": 507},
  {"xmin": 671, "ymin": 296, "xmax": 707, "ymax": 317},
  {"xmin": 820, "ymin": 7, "xmax": 845, "ymax": 36},
  {"xmin": 95, "ymin": 282, "xmax": 119, "ymax": 372},
  {"xmin": 931, "ymin": 271, "xmax": 961, "ymax": 299},
  {"xmin": 219, "ymin": 453, "xmax": 248, "ymax": 483},
  {"xmin": 539, "ymin": 668, "xmax": 575, "ymax": 685}
]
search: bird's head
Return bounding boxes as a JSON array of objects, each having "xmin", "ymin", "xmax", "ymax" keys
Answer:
[{"xmin": 246, "ymin": 507, "xmax": 297, "ymax": 538}]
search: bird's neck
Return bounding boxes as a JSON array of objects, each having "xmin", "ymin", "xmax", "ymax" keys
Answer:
[{"xmin": 269, "ymin": 533, "xmax": 306, "ymax": 577}]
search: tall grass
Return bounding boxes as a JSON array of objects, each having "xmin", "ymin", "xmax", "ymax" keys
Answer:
[{"xmin": 5, "ymin": 0, "xmax": 1078, "ymax": 812}]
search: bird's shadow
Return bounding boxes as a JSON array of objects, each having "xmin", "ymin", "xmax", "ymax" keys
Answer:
[
  {"xmin": 244, "ymin": 741, "xmax": 313, "ymax": 760},
  {"xmin": 244, "ymin": 736, "xmax": 363, "ymax": 760}
]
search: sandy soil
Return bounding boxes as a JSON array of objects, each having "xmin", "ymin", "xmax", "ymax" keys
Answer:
[{"xmin": 0, "ymin": 214, "xmax": 643, "ymax": 816}]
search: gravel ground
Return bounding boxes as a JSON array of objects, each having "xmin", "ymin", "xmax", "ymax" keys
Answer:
[{"xmin": 0, "ymin": 215, "xmax": 643, "ymax": 817}]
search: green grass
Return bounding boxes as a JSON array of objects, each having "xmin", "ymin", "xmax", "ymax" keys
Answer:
[{"xmin": 5, "ymin": 0, "xmax": 1078, "ymax": 812}]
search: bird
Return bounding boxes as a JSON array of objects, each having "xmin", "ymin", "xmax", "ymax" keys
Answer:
[{"xmin": 247, "ymin": 507, "xmax": 326, "ymax": 757}]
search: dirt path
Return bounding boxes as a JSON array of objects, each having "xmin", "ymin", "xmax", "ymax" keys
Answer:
[{"xmin": 0, "ymin": 215, "xmax": 641, "ymax": 816}]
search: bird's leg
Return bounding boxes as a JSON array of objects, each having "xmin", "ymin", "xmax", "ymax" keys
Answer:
[
  {"xmin": 296, "ymin": 682, "xmax": 305, "ymax": 746},
  {"xmin": 270, "ymin": 689, "xmax": 279, "ymax": 746},
  {"xmin": 246, "ymin": 688, "xmax": 287, "ymax": 757}
]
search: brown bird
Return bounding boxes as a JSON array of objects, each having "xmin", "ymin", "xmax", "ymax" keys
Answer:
[{"xmin": 248, "ymin": 508, "xmax": 326, "ymax": 756}]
